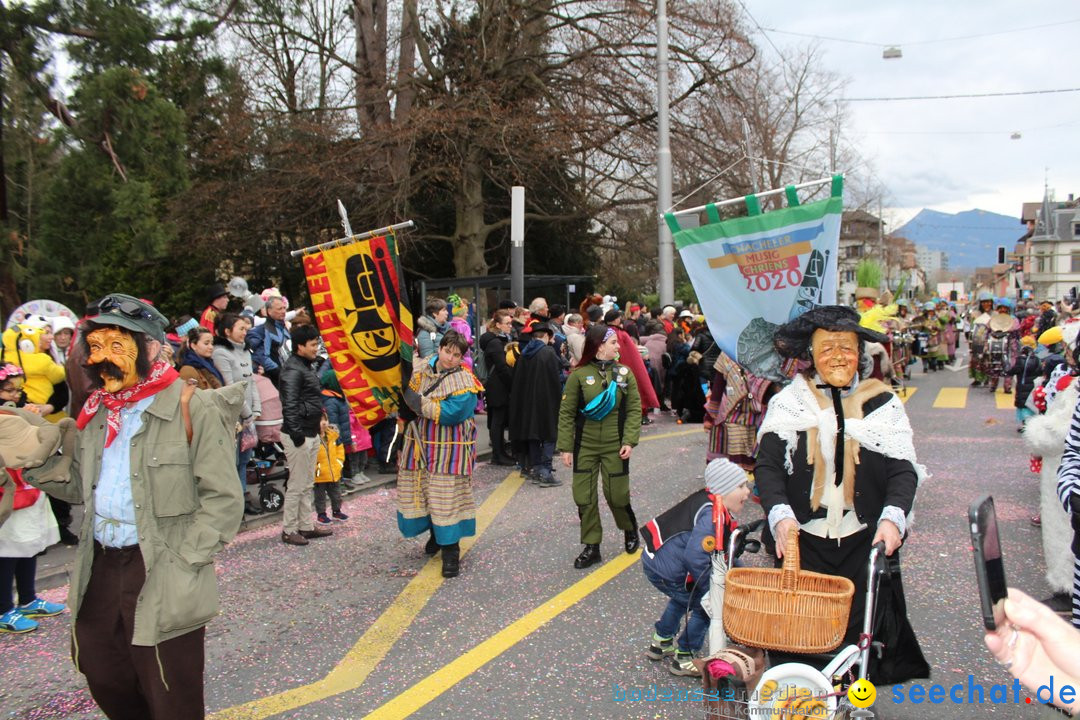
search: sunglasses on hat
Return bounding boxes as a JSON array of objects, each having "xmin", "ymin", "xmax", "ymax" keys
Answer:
[{"xmin": 97, "ymin": 296, "xmax": 158, "ymax": 323}]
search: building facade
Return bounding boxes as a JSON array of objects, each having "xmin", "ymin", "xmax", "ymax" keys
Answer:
[
  {"xmin": 837, "ymin": 209, "xmax": 883, "ymax": 304},
  {"xmin": 1025, "ymin": 195, "xmax": 1080, "ymax": 302}
]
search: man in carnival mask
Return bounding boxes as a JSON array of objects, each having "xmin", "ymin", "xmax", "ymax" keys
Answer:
[{"xmin": 25, "ymin": 293, "xmax": 244, "ymax": 720}]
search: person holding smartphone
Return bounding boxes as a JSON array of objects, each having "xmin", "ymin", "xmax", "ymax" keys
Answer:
[
  {"xmin": 755, "ymin": 305, "xmax": 929, "ymax": 682},
  {"xmin": 985, "ymin": 587, "xmax": 1080, "ymax": 715}
]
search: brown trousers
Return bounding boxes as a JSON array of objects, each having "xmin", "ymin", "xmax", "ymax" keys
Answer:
[{"xmin": 74, "ymin": 543, "xmax": 206, "ymax": 720}]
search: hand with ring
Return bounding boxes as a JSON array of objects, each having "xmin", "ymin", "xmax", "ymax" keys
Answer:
[{"xmin": 984, "ymin": 587, "xmax": 1080, "ymax": 715}]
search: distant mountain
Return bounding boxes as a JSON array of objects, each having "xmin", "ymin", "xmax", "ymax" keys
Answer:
[{"xmin": 893, "ymin": 209, "xmax": 1025, "ymax": 269}]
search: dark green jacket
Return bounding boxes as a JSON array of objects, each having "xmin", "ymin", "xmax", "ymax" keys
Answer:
[{"xmin": 557, "ymin": 361, "xmax": 641, "ymax": 453}]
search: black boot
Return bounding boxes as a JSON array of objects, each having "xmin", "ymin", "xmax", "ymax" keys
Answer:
[
  {"xmin": 490, "ymin": 446, "xmax": 516, "ymax": 466},
  {"xmin": 624, "ymin": 507, "xmax": 640, "ymax": 553},
  {"xmin": 441, "ymin": 543, "xmax": 460, "ymax": 578},
  {"xmin": 574, "ymin": 544, "xmax": 602, "ymax": 569},
  {"xmin": 424, "ymin": 531, "xmax": 439, "ymax": 556},
  {"xmin": 490, "ymin": 436, "xmax": 514, "ymax": 465}
]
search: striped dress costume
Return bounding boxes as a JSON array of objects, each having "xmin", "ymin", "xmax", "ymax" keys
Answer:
[
  {"xmin": 397, "ymin": 358, "xmax": 483, "ymax": 546},
  {"xmin": 704, "ymin": 351, "xmax": 774, "ymax": 469},
  {"xmin": 1056, "ymin": 393, "xmax": 1080, "ymax": 628}
]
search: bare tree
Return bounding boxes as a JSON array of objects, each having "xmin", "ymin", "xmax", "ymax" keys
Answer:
[{"xmin": 223, "ymin": 0, "xmax": 756, "ymax": 276}]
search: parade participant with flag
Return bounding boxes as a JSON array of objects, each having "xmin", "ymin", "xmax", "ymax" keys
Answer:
[{"xmin": 397, "ymin": 331, "xmax": 483, "ymax": 578}]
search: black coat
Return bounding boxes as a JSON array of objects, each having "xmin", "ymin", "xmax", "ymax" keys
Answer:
[
  {"xmin": 280, "ymin": 353, "xmax": 323, "ymax": 439},
  {"xmin": 508, "ymin": 340, "xmax": 561, "ymax": 442},
  {"xmin": 690, "ymin": 330, "xmax": 720, "ymax": 381},
  {"xmin": 755, "ymin": 393, "xmax": 918, "ymax": 528},
  {"xmin": 479, "ymin": 331, "xmax": 513, "ymax": 408},
  {"xmin": 1006, "ymin": 350, "xmax": 1041, "ymax": 407}
]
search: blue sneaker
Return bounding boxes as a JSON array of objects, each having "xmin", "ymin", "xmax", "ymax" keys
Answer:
[
  {"xmin": 316, "ymin": 513, "xmax": 332, "ymax": 525},
  {"xmin": 17, "ymin": 598, "xmax": 66, "ymax": 618},
  {"xmin": 0, "ymin": 609, "xmax": 38, "ymax": 633}
]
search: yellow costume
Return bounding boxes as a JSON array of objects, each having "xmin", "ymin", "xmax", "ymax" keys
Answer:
[
  {"xmin": 1, "ymin": 325, "xmax": 65, "ymax": 415},
  {"xmin": 856, "ymin": 298, "xmax": 897, "ymax": 334}
]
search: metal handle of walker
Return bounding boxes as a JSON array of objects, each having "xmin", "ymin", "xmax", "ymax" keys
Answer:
[
  {"xmin": 726, "ymin": 519, "xmax": 764, "ymax": 566},
  {"xmin": 727, "ymin": 527, "xmax": 743, "ymax": 566},
  {"xmin": 858, "ymin": 541, "xmax": 889, "ymax": 680}
]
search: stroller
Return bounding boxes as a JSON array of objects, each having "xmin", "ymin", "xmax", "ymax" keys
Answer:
[
  {"xmin": 247, "ymin": 441, "xmax": 289, "ymax": 512},
  {"xmin": 698, "ymin": 522, "xmax": 890, "ymax": 720}
]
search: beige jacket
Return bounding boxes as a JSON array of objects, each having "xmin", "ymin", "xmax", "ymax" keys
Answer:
[{"xmin": 25, "ymin": 379, "xmax": 244, "ymax": 650}]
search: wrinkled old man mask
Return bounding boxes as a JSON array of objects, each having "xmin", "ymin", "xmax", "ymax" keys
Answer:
[
  {"xmin": 811, "ymin": 329, "xmax": 859, "ymax": 388},
  {"xmin": 86, "ymin": 328, "xmax": 140, "ymax": 393}
]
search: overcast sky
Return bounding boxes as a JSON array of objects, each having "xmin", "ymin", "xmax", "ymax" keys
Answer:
[{"xmin": 741, "ymin": 0, "xmax": 1080, "ymax": 230}]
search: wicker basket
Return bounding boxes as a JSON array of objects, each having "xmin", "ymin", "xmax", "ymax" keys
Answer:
[{"xmin": 722, "ymin": 527, "xmax": 855, "ymax": 653}]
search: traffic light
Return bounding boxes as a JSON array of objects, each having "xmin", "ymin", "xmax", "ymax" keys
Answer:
[{"xmin": 997, "ymin": 246, "xmax": 1006, "ymax": 264}]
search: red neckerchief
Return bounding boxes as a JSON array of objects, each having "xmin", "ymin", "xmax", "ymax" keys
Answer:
[{"xmin": 76, "ymin": 359, "xmax": 180, "ymax": 447}]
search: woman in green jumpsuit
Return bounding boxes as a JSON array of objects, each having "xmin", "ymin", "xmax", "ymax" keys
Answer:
[{"xmin": 557, "ymin": 324, "xmax": 642, "ymax": 569}]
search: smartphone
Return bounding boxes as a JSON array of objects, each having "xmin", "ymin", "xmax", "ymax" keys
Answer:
[{"xmin": 969, "ymin": 495, "xmax": 1008, "ymax": 630}]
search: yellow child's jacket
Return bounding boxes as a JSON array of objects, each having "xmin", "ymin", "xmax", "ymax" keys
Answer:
[
  {"xmin": 1, "ymin": 325, "xmax": 65, "ymax": 406},
  {"xmin": 315, "ymin": 426, "xmax": 345, "ymax": 484}
]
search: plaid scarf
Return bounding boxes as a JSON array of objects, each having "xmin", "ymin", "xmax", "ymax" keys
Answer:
[{"xmin": 76, "ymin": 359, "xmax": 179, "ymax": 447}]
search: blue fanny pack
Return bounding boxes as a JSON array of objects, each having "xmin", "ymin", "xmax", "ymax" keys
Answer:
[{"xmin": 580, "ymin": 379, "xmax": 618, "ymax": 421}]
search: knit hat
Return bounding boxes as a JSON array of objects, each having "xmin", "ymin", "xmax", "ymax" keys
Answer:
[{"xmin": 704, "ymin": 458, "xmax": 748, "ymax": 497}]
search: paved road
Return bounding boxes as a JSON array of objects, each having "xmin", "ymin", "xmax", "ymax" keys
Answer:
[{"xmin": 2, "ymin": 347, "xmax": 1068, "ymax": 719}]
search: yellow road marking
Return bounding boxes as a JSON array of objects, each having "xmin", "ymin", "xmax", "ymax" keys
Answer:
[
  {"xmin": 364, "ymin": 551, "xmax": 642, "ymax": 719},
  {"xmin": 897, "ymin": 386, "xmax": 918, "ymax": 404},
  {"xmin": 933, "ymin": 387, "xmax": 968, "ymax": 409},
  {"xmin": 209, "ymin": 472, "xmax": 525, "ymax": 720},
  {"xmin": 212, "ymin": 425, "xmax": 697, "ymax": 719},
  {"xmin": 995, "ymin": 388, "xmax": 1014, "ymax": 410},
  {"xmin": 642, "ymin": 427, "xmax": 702, "ymax": 442}
]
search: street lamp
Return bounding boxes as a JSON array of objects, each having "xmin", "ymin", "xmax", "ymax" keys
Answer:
[{"xmin": 656, "ymin": 0, "xmax": 673, "ymax": 305}]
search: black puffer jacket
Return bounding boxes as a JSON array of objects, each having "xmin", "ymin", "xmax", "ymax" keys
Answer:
[
  {"xmin": 479, "ymin": 331, "xmax": 513, "ymax": 407},
  {"xmin": 280, "ymin": 353, "xmax": 323, "ymax": 439},
  {"xmin": 690, "ymin": 330, "xmax": 720, "ymax": 381},
  {"xmin": 1006, "ymin": 349, "xmax": 1041, "ymax": 408}
]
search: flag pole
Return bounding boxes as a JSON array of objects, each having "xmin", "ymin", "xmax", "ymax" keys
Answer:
[
  {"xmin": 666, "ymin": 177, "xmax": 836, "ymax": 219},
  {"xmin": 290, "ymin": 220, "xmax": 415, "ymax": 257}
]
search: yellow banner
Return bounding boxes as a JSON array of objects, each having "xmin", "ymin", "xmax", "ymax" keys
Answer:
[{"xmin": 303, "ymin": 235, "xmax": 414, "ymax": 427}]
